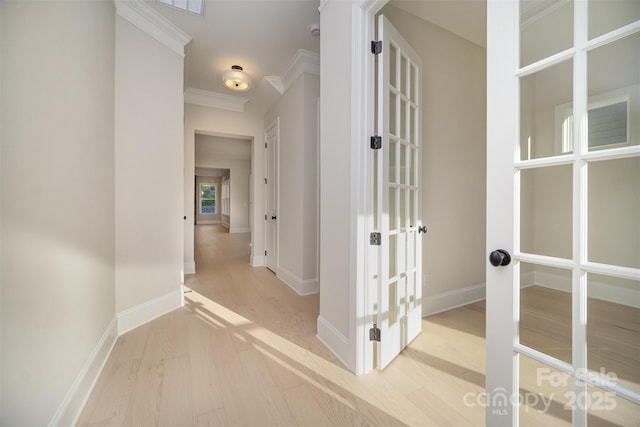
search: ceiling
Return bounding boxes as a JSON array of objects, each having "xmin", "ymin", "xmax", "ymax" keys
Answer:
[
  {"xmin": 147, "ymin": 0, "xmax": 321, "ymax": 112},
  {"xmin": 147, "ymin": 0, "xmax": 487, "ymax": 113}
]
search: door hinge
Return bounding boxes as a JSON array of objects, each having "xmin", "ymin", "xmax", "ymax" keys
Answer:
[
  {"xmin": 370, "ymin": 136, "xmax": 382, "ymax": 150},
  {"xmin": 265, "ymin": 214, "xmax": 267, "ymax": 220},
  {"xmin": 265, "ymin": 142, "xmax": 267, "ymax": 149},
  {"xmin": 369, "ymin": 324, "xmax": 381, "ymax": 342},
  {"xmin": 370, "ymin": 232, "xmax": 381, "ymax": 246},
  {"xmin": 371, "ymin": 40, "xmax": 382, "ymax": 55},
  {"xmin": 264, "ymin": 178, "xmax": 267, "ymax": 184},
  {"xmin": 265, "ymin": 250, "xmax": 267, "ymax": 256}
]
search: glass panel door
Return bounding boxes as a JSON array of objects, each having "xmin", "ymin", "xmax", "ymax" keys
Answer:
[{"xmin": 487, "ymin": 1, "xmax": 640, "ymax": 425}]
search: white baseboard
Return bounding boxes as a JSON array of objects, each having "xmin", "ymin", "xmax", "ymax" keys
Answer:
[
  {"xmin": 229, "ymin": 227, "xmax": 250, "ymax": 233},
  {"xmin": 277, "ymin": 266, "xmax": 318, "ymax": 296},
  {"xmin": 316, "ymin": 315, "xmax": 350, "ymax": 370},
  {"xmin": 49, "ymin": 317, "xmax": 118, "ymax": 427},
  {"xmin": 423, "ymin": 283, "xmax": 486, "ymax": 316},
  {"xmin": 184, "ymin": 260, "xmax": 196, "ymax": 275},
  {"xmin": 251, "ymin": 255, "xmax": 265, "ymax": 267},
  {"xmin": 196, "ymin": 220, "xmax": 221, "ymax": 225},
  {"xmin": 535, "ymin": 270, "xmax": 640, "ymax": 308},
  {"xmin": 117, "ymin": 289, "xmax": 182, "ymax": 335}
]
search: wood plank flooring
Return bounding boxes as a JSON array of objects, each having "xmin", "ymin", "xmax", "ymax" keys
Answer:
[{"xmin": 78, "ymin": 225, "xmax": 639, "ymax": 426}]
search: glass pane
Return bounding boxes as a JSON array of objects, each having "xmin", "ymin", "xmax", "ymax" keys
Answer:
[
  {"xmin": 589, "ymin": 0, "xmax": 640, "ymax": 40},
  {"xmin": 390, "ymin": 43, "xmax": 397, "ymax": 88},
  {"xmin": 389, "ymin": 140, "xmax": 397, "ymax": 184},
  {"xmin": 409, "ymin": 188, "xmax": 416, "ymax": 226},
  {"xmin": 400, "ymin": 53, "xmax": 407, "ymax": 95},
  {"xmin": 586, "ymin": 384, "xmax": 640, "ymax": 426},
  {"xmin": 519, "ymin": 355, "xmax": 572, "ymax": 426},
  {"xmin": 389, "ymin": 186, "xmax": 397, "ymax": 231},
  {"xmin": 410, "ymin": 63, "xmax": 417, "ymax": 101},
  {"xmin": 389, "ymin": 281, "xmax": 397, "ymax": 325},
  {"xmin": 520, "ymin": 60, "xmax": 573, "ymax": 160},
  {"xmin": 587, "ymin": 273, "xmax": 640, "ymax": 394},
  {"xmin": 520, "ymin": 0, "xmax": 573, "ymax": 67},
  {"xmin": 187, "ymin": 0, "xmax": 202, "ymax": 14},
  {"xmin": 410, "ymin": 105, "xmax": 417, "ymax": 144},
  {"xmin": 520, "ymin": 264, "xmax": 573, "ymax": 364},
  {"xmin": 520, "ymin": 165, "xmax": 572, "ymax": 259},
  {"xmin": 408, "ymin": 271, "xmax": 416, "ymax": 310},
  {"xmin": 399, "ymin": 188, "xmax": 406, "ymax": 229},
  {"xmin": 588, "ymin": 157, "xmax": 640, "ymax": 269},
  {"xmin": 410, "ymin": 147, "xmax": 417, "ymax": 186},
  {"xmin": 389, "ymin": 235, "xmax": 397, "ymax": 278},
  {"xmin": 400, "ymin": 99, "xmax": 407, "ymax": 140},
  {"xmin": 390, "ymin": 92, "xmax": 397, "ymax": 136},
  {"xmin": 588, "ymin": 32, "xmax": 639, "ymax": 152},
  {"xmin": 400, "ymin": 145, "xmax": 407, "ymax": 185}
]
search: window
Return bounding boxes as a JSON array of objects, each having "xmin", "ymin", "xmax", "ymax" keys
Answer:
[
  {"xmin": 199, "ymin": 183, "xmax": 216, "ymax": 215},
  {"xmin": 555, "ymin": 84, "xmax": 637, "ymax": 154},
  {"xmin": 158, "ymin": 0, "xmax": 203, "ymax": 15}
]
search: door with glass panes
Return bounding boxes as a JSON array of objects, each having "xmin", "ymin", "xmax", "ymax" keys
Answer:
[
  {"xmin": 486, "ymin": 1, "xmax": 639, "ymax": 426},
  {"xmin": 373, "ymin": 14, "xmax": 423, "ymax": 370}
]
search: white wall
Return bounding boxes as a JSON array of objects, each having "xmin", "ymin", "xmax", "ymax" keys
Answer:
[
  {"xmin": 194, "ymin": 135, "xmax": 251, "ymax": 233},
  {"xmin": 317, "ymin": 0, "xmax": 355, "ymax": 367},
  {"xmin": 264, "ymin": 73, "xmax": 319, "ymax": 293},
  {"xmin": 114, "ymin": 15, "xmax": 184, "ymax": 322},
  {"xmin": 1, "ymin": 1, "xmax": 116, "ymax": 424},
  {"xmin": 382, "ymin": 5, "xmax": 487, "ymax": 314},
  {"xmin": 184, "ymin": 103, "xmax": 264, "ymax": 271}
]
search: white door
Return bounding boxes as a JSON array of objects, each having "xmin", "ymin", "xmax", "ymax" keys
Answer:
[
  {"xmin": 487, "ymin": 1, "xmax": 640, "ymax": 425},
  {"xmin": 265, "ymin": 121, "xmax": 278, "ymax": 272},
  {"xmin": 374, "ymin": 15, "xmax": 423, "ymax": 370}
]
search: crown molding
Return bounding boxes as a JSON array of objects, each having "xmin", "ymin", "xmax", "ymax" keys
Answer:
[
  {"xmin": 115, "ymin": 0, "xmax": 191, "ymax": 56},
  {"xmin": 184, "ymin": 88, "xmax": 249, "ymax": 112},
  {"xmin": 265, "ymin": 49, "xmax": 320, "ymax": 95}
]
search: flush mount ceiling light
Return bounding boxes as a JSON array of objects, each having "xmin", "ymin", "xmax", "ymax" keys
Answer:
[{"xmin": 222, "ymin": 65, "xmax": 251, "ymax": 91}]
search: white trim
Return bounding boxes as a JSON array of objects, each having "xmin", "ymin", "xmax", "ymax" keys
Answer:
[
  {"xmin": 48, "ymin": 318, "xmax": 118, "ymax": 427},
  {"xmin": 117, "ymin": 290, "xmax": 182, "ymax": 335},
  {"xmin": 277, "ymin": 267, "xmax": 319, "ymax": 296},
  {"xmin": 184, "ymin": 88, "xmax": 248, "ymax": 112},
  {"xmin": 316, "ymin": 315, "xmax": 350, "ymax": 369},
  {"xmin": 229, "ymin": 227, "xmax": 250, "ymax": 233},
  {"xmin": 196, "ymin": 219, "xmax": 221, "ymax": 225},
  {"xmin": 114, "ymin": 0, "xmax": 191, "ymax": 57},
  {"xmin": 184, "ymin": 260, "xmax": 196, "ymax": 275},
  {"xmin": 265, "ymin": 49, "xmax": 320, "ymax": 95},
  {"xmin": 354, "ymin": 0, "xmax": 387, "ymax": 376},
  {"xmin": 250, "ymin": 255, "xmax": 265, "ymax": 267},
  {"xmin": 423, "ymin": 283, "xmax": 486, "ymax": 317}
]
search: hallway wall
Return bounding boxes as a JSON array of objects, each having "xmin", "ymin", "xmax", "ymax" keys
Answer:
[{"xmin": 1, "ymin": 2, "xmax": 116, "ymax": 424}]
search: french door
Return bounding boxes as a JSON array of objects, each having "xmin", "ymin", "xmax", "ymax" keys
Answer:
[
  {"xmin": 265, "ymin": 120, "xmax": 278, "ymax": 272},
  {"xmin": 373, "ymin": 15, "xmax": 423, "ymax": 369},
  {"xmin": 487, "ymin": 1, "xmax": 640, "ymax": 426}
]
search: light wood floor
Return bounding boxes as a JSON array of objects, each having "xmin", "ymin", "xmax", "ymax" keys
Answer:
[{"xmin": 78, "ymin": 225, "xmax": 639, "ymax": 426}]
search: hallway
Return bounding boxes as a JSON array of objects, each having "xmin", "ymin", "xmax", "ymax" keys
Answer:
[{"xmin": 78, "ymin": 225, "xmax": 488, "ymax": 425}]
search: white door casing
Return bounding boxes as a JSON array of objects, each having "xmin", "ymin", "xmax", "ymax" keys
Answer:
[
  {"xmin": 374, "ymin": 15, "xmax": 423, "ymax": 370},
  {"xmin": 486, "ymin": 1, "xmax": 640, "ymax": 425},
  {"xmin": 265, "ymin": 119, "xmax": 279, "ymax": 272}
]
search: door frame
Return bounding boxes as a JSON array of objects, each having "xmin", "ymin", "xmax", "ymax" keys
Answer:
[{"xmin": 264, "ymin": 118, "xmax": 280, "ymax": 273}]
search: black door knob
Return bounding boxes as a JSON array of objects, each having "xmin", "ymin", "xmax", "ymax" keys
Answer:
[
  {"xmin": 272, "ymin": 216, "xmax": 277, "ymax": 220},
  {"xmin": 418, "ymin": 226, "xmax": 428, "ymax": 234},
  {"xmin": 489, "ymin": 249, "xmax": 511, "ymax": 267}
]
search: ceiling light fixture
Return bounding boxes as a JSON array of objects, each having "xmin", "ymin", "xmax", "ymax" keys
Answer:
[{"xmin": 222, "ymin": 65, "xmax": 251, "ymax": 91}]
